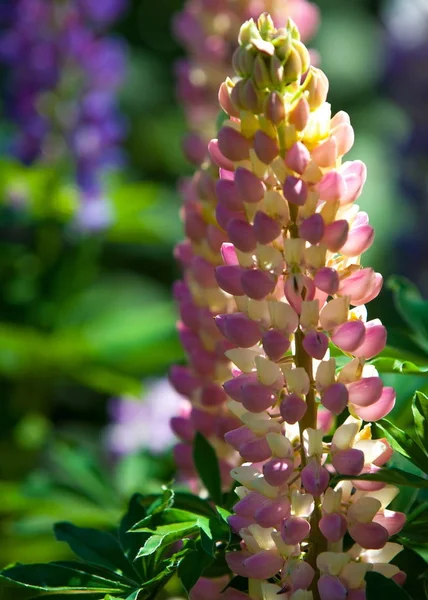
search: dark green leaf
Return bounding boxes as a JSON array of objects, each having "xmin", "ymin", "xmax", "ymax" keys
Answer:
[
  {"xmin": 412, "ymin": 392, "xmax": 428, "ymax": 449},
  {"xmin": 371, "ymin": 357, "xmax": 428, "ymax": 376},
  {"xmin": 372, "ymin": 420, "xmax": 428, "ymax": 473},
  {"xmin": 366, "ymin": 572, "xmax": 413, "ymax": 599},
  {"xmin": 173, "ymin": 492, "xmax": 217, "ymax": 517},
  {"xmin": 388, "ymin": 276, "xmax": 428, "ymax": 354},
  {"xmin": 118, "ymin": 495, "xmax": 148, "ymax": 579},
  {"xmin": 193, "ymin": 433, "xmax": 222, "ymax": 506},
  {"xmin": 0, "ymin": 563, "xmax": 129, "ymax": 594},
  {"xmin": 399, "ymin": 518, "xmax": 428, "ymax": 544},
  {"xmin": 177, "ymin": 546, "xmax": 213, "ymax": 593},
  {"xmin": 54, "ymin": 523, "xmax": 136, "ymax": 580},
  {"xmin": 333, "ymin": 468, "xmax": 428, "ymax": 489},
  {"xmin": 146, "ymin": 488, "xmax": 174, "ymax": 516}
]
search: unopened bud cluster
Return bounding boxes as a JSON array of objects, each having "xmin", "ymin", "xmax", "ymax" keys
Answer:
[
  {"xmin": 209, "ymin": 15, "xmax": 405, "ymax": 599},
  {"xmin": 173, "ymin": 0, "xmax": 319, "ymax": 165}
]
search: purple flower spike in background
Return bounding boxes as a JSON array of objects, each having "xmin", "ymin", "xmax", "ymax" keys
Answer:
[
  {"xmin": 0, "ymin": 0, "xmax": 128, "ymax": 230},
  {"xmin": 105, "ymin": 378, "xmax": 186, "ymax": 457}
]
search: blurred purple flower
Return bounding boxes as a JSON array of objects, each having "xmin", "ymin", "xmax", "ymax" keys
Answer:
[
  {"xmin": 105, "ymin": 379, "xmax": 186, "ymax": 457},
  {"xmin": 0, "ymin": 0, "xmax": 128, "ymax": 229}
]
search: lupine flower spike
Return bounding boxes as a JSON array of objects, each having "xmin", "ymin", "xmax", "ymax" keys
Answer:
[
  {"xmin": 174, "ymin": 0, "xmax": 319, "ymax": 165},
  {"xmin": 170, "ymin": 1, "xmax": 320, "ymax": 488},
  {"xmin": 210, "ymin": 15, "xmax": 405, "ymax": 600}
]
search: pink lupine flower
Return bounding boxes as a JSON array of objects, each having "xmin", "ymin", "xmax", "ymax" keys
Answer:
[{"xmin": 201, "ymin": 14, "xmax": 404, "ymax": 600}]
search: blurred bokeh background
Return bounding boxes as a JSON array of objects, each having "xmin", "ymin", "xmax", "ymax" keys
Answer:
[{"xmin": 0, "ymin": 0, "xmax": 427, "ymax": 570}]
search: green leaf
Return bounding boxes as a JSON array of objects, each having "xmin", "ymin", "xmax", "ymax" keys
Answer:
[
  {"xmin": 146, "ymin": 487, "xmax": 174, "ymax": 516},
  {"xmin": 371, "ymin": 357, "xmax": 428, "ymax": 376},
  {"xmin": 372, "ymin": 420, "xmax": 428, "ymax": 473},
  {"xmin": 54, "ymin": 523, "xmax": 136, "ymax": 580},
  {"xmin": 412, "ymin": 391, "xmax": 428, "ymax": 449},
  {"xmin": 118, "ymin": 495, "xmax": 148, "ymax": 578},
  {"xmin": 177, "ymin": 546, "xmax": 214, "ymax": 593},
  {"xmin": 130, "ymin": 508, "xmax": 202, "ymax": 532},
  {"xmin": 193, "ymin": 433, "xmax": 222, "ymax": 506},
  {"xmin": 173, "ymin": 492, "xmax": 217, "ymax": 517},
  {"xmin": 366, "ymin": 571, "xmax": 413, "ymax": 599},
  {"xmin": 0, "ymin": 563, "xmax": 130, "ymax": 594},
  {"xmin": 333, "ymin": 468, "xmax": 428, "ymax": 489},
  {"xmin": 388, "ymin": 276, "xmax": 428, "ymax": 354},
  {"xmin": 135, "ymin": 523, "xmax": 199, "ymax": 556}
]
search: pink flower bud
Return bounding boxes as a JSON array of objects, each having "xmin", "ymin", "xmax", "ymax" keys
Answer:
[
  {"xmin": 265, "ymin": 90, "xmax": 286, "ymax": 124},
  {"xmin": 173, "ymin": 442, "xmax": 194, "ymax": 471},
  {"xmin": 285, "ymin": 142, "xmax": 311, "ymax": 174},
  {"xmin": 200, "ymin": 383, "xmax": 227, "ymax": 407},
  {"xmin": 352, "ymin": 387, "xmax": 395, "ymax": 421},
  {"xmin": 243, "ymin": 551, "xmax": 283, "ymax": 579},
  {"xmin": 373, "ymin": 510, "xmax": 406, "ymax": 535},
  {"xmin": 353, "ymin": 319, "xmax": 387, "ymax": 359},
  {"xmin": 299, "ymin": 213, "xmax": 325, "ymax": 244},
  {"xmin": 208, "ymin": 139, "xmax": 235, "ymax": 171},
  {"xmin": 283, "ymin": 176, "xmax": 308, "ymax": 206},
  {"xmin": 338, "ymin": 268, "xmax": 382, "ymax": 306},
  {"xmin": 174, "ymin": 241, "xmax": 193, "ymax": 267},
  {"xmin": 280, "ymin": 393, "xmax": 308, "ymax": 424},
  {"xmin": 322, "ymin": 219, "xmax": 349, "ymax": 252},
  {"xmin": 182, "ymin": 132, "xmax": 206, "ymax": 165},
  {"xmin": 301, "ymin": 461, "xmax": 330, "ymax": 495},
  {"xmin": 321, "ymin": 383, "xmax": 349, "ymax": 415},
  {"xmin": 223, "ymin": 373, "xmax": 256, "ymax": 401},
  {"xmin": 215, "ymin": 313, "xmax": 262, "ymax": 348},
  {"xmin": 284, "ymin": 274, "xmax": 315, "ymax": 313},
  {"xmin": 334, "ymin": 122, "xmax": 355, "ymax": 157},
  {"xmin": 190, "ymin": 576, "xmax": 230, "ymax": 600},
  {"xmin": 348, "ymin": 377, "xmax": 383, "ymax": 407},
  {"xmin": 228, "ymin": 515, "xmax": 253, "ymax": 533},
  {"xmin": 234, "ymin": 491, "xmax": 266, "ymax": 517},
  {"xmin": 241, "ymin": 381, "xmax": 276, "ymax": 412},
  {"xmin": 216, "ymin": 179, "xmax": 244, "ymax": 211},
  {"xmin": 348, "ymin": 521, "xmax": 389, "ymax": 550},
  {"xmin": 312, "ymin": 137, "xmax": 337, "ymax": 168},
  {"xmin": 281, "ymin": 516, "xmax": 311, "ymax": 545},
  {"xmin": 191, "ymin": 256, "xmax": 217, "ymax": 288},
  {"xmin": 234, "ymin": 167, "xmax": 265, "ymax": 204},
  {"xmin": 241, "ymin": 269, "xmax": 277, "ymax": 300},
  {"xmin": 253, "ymin": 211, "xmax": 282, "ymax": 244},
  {"xmin": 319, "ymin": 512, "xmax": 348, "ymax": 542},
  {"xmin": 218, "ymin": 127, "xmax": 251, "ymax": 161},
  {"xmin": 184, "ymin": 207, "xmax": 207, "ymax": 241},
  {"xmin": 263, "ymin": 457, "xmax": 295, "ymax": 486},
  {"xmin": 239, "ymin": 437, "xmax": 272, "ymax": 462},
  {"xmin": 340, "ymin": 160, "xmax": 367, "ymax": 205},
  {"xmin": 221, "ymin": 242, "xmax": 239, "ymax": 266},
  {"xmin": 393, "ymin": 572, "xmax": 407, "ymax": 587},
  {"xmin": 289, "ymin": 97, "xmax": 310, "ymax": 130},
  {"xmin": 254, "ymin": 130, "xmax": 279, "ymax": 164},
  {"xmin": 318, "ymin": 170, "xmax": 346, "ymax": 202},
  {"xmin": 218, "ymin": 82, "xmax": 241, "ymax": 118},
  {"xmin": 314, "ymin": 267, "xmax": 339, "ymax": 295},
  {"xmin": 318, "ymin": 574, "xmax": 347, "ymax": 600},
  {"xmin": 262, "ymin": 329, "xmax": 291, "ymax": 361},
  {"xmin": 227, "ymin": 218, "xmax": 258, "ymax": 252},
  {"xmin": 190, "ymin": 347, "xmax": 216, "ymax": 376},
  {"xmin": 302, "ymin": 330, "xmax": 329, "ymax": 359},
  {"xmin": 169, "ymin": 365, "xmax": 200, "ymax": 396},
  {"xmin": 225, "ymin": 551, "xmax": 252, "ymax": 577},
  {"xmin": 317, "ymin": 408, "xmax": 334, "ymax": 433},
  {"xmin": 290, "ymin": 560, "xmax": 315, "ymax": 591},
  {"xmin": 224, "ymin": 426, "xmax": 256, "ymax": 450},
  {"xmin": 331, "ymin": 320, "xmax": 366, "ymax": 352},
  {"xmin": 340, "ymin": 220, "xmax": 374, "ymax": 257},
  {"xmin": 191, "ymin": 408, "xmax": 216, "ymax": 436},
  {"xmin": 216, "ymin": 202, "xmax": 246, "ymax": 231},
  {"xmin": 215, "ymin": 265, "xmax": 245, "ymax": 296},
  {"xmin": 170, "ymin": 416, "xmax": 194, "ymax": 442},
  {"xmin": 208, "ymin": 224, "xmax": 228, "ymax": 253},
  {"xmin": 255, "ymin": 498, "xmax": 291, "ymax": 527},
  {"xmin": 332, "ymin": 448, "xmax": 364, "ymax": 476}
]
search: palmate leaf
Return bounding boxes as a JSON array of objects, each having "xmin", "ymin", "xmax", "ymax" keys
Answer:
[
  {"xmin": 0, "ymin": 562, "xmax": 131, "ymax": 596},
  {"xmin": 54, "ymin": 523, "xmax": 138, "ymax": 581},
  {"xmin": 412, "ymin": 391, "xmax": 428, "ymax": 449},
  {"xmin": 372, "ymin": 420, "xmax": 428, "ymax": 474}
]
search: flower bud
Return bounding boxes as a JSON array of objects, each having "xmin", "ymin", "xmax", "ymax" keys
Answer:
[
  {"xmin": 281, "ymin": 516, "xmax": 311, "ymax": 545},
  {"xmin": 302, "ymin": 330, "xmax": 329, "ymax": 359},
  {"xmin": 241, "ymin": 269, "xmax": 277, "ymax": 300},
  {"xmin": 241, "ymin": 381, "xmax": 277, "ymax": 413},
  {"xmin": 265, "ymin": 90, "xmax": 286, "ymax": 124},
  {"xmin": 318, "ymin": 170, "xmax": 346, "ymax": 202},
  {"xmin": 216, "ymin": 179, "xmax": 244, "ymax": 211},
  {"xmin": 280, "ymin": 393, "xmax": 307, "ymax": 424},
  {"xmin": 254, "ymin": 130, "xmax": 279, "ymax": 164},
  {"xmin": 348, "ymin": 522, "xmax": 389, "ymax": 550},
  {"xmin": 218, "ymin": 126, "xmax": 251, "ymax": 161},
  {"xmin": 234, "ymin": 167, "xmax": 266, "ymax": 204},
  {"xmin": 239, "ymin": 437, "xmax": 272, "ymax": 462},
  {"xmin": 332, "ymin": 448, "xmax": 364, "ymax": 476},
  {"xmin": 299, "ymin": 213, "xmax": 325, "ymax": 244},
  {"xmin": 353, "ymin": 319, "xmax": 387, "ymax": 359},
  {"xmin": 301, "ymin": 460, "xmax": 330, "ymax": 495},
  {"xmin": 215, "ymin": 265, "xmax": 245, "ymax": 295},
  {"xmin": 322, "ymin": 219, "xmax": 349, "ymax": 252},
  {"xmin": 243, "ymin": 551, "xmax": 284, "ymax": 579},
  {"xmin": 331, "ymin": 320, "xmax": 366, "ymax": 353},
  {"xmin": 348, "ymin": 377, "xmax": 383, "ymax": 407},
  {"xmin": 283, "ymin": 176, "xmax": 308, "ymax": 206},
  {"xmin": 321, "ymin": 383, "xmax": 348, "ymax": 415},
  {"xmin": 319, "ymin": 513, "xmax": 348, "ymax": 542},
  {"xmin": 318, "ymin": 575, "xmax": 347, "ymax": 600},
  {"xmin": 262, "ymin": 329, "xmax": 291, "ymax": 361},
  {"xmin": 255, "ymin": 498, "xmax": 291, "ymax": 527},
  {"xmin": 215, "ymin": 313, "xmax": 262, "ymax": 348},
  {"xmin": 289, "ymin": 96, "xmax": 310, "ymax": 130},
  {"xmin": 253, "ymin": 211, "xmax": 282, "ymax": 244},
  {"xmin": 263, "ymin": 457, "xmax": 295, "ymax": 487},
  {"xmin": 227, "ymin": 218, "xmax": 258, "ymax": 252}
]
